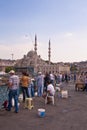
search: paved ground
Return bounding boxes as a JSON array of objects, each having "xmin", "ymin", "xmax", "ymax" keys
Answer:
[{"xmin": 0, "ymin": 81, "xmax": 87, "ymax": 130}]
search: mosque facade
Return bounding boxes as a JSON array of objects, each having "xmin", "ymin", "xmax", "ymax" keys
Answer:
[{"xmin": 15, "ymin": 35, "xmax": 70, "ymax": 75}]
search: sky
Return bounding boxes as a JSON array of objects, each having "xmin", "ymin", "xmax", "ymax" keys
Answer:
[{"xmin": 0, "ymin": 0, "xmax": 87, "ymax": 63}]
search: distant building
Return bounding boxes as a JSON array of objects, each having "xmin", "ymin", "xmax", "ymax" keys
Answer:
[
  {"xmin": 15, "ymin": 35, "xmax": 70, "ymax": 75},
  {"xmin": 0, "ymin": 35, "xmax": 70, "ymax": 74},
  {"xmin": 0, "ymin": 59, "xmax": 15, "ymax": 72}
]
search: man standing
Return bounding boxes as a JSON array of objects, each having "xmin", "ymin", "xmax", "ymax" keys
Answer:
[
  {"xmin": 7, "ymin": 70, "xmax": 20, "ymax": 113},
  {"xmin": 21, "ymin": 72, "xmax": 30, "ymax": 102},
  {"xmin": 36, "ymin": 72, "xmax": 44, "ymax": 97}
]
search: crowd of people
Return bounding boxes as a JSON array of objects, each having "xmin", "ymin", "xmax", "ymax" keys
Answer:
[
  {"xmin": 6, "ymin": 70, "xmax": 56, "ymax": 113},
  {"xmin": 5, "ymin": 69, "xmax": 86, "ymax": 113}
]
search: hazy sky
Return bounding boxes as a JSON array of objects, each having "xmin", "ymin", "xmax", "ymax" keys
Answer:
[{"xmin": 0, "ymin": 0, "xmax": 87, "ymax": 62}]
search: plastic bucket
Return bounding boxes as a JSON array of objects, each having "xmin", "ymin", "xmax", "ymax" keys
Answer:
[{"xmin": 38, "ymin": 108, "xmax": 45, "ymax": 117}]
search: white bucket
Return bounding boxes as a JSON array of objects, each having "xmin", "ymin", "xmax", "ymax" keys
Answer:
[
  {"xmin": 35, "ymin": 92, "xmax": 38, "ymax": 96},
  {"xmin": 38, "ymin": 108, "xmax": 45, "ymax": 117},
  {"xmin": 18, "ymin": 94, "xmax": 23, "ymax": 101},
  {"xmin": 61, "ymin": 90, "xmax": 68, "ymax": 98},
  {"xmin": 12, "ymin": 98, "xmax": 14, "ymax": 107},
  {"xmin": 12, "ymin": 98, "xmax": 20, "ymax": 107}
]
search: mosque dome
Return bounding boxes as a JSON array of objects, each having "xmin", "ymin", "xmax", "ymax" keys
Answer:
[{"xmin": 27, "ymin": 50, "xmax": 37, "ymax": 57}]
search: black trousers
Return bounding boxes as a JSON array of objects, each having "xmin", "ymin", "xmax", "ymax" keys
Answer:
[{"xmin": 21, "ymin": 87, "xmax": 29, "ymax": 101}]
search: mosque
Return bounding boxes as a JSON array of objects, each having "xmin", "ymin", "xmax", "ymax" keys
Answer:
[{"xmin": 15, "ymin": 35, "xmax": 70, "ymax": 75}]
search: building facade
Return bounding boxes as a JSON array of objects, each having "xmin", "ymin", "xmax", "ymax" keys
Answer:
[
  {"xmin": 0, "ymin": 35, "xmax": 70, "ymax": 75},
  {"xmin": 15, "ymin": 50, "xmax": 70, "ymax": 75}
]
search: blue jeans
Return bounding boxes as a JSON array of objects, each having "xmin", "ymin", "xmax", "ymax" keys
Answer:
[
  {"xmin": 28, "ymin": 86, "xmax": 35, "ymax": 97},
  {"xmin": 31, "ymin": 87, "xmax": 34, "ymax": 97},
  {"xmin": 83, "ymin": 83, "xmax": 87, "ymax": 91},
  {"xmin": 37, "ymin": 85, "xmax": 43, "ymax": 97},
  {"xmin": 8, "ymin": 89, "xmax": 19, "ymax": 112}
]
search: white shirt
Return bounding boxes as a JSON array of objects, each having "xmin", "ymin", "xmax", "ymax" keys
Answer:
[
  {"xmin": 9, "ymin": 75, "xmax": 19, "ymax": 90},
  {"xmin": 50, "ymin": 74, "xmax": 54, "ymax": 80},
  {"xmin": 47, "ymin": 84, "xmax": 55, "ymax": 96}
]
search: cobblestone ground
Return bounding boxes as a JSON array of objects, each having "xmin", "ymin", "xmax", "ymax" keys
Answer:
[{"xmin": 0, "ymin": 81, "xmax": 87, "ymax": 130}]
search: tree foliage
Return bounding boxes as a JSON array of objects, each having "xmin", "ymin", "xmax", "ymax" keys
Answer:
[{"xmin": 5, "ymin": 66, "xmax": 14, "ymax": 73}]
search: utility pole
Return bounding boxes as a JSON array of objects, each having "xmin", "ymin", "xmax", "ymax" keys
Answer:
[{"xmin": 11, "ymin": 53, "xmax": 14, "ymax": 61}]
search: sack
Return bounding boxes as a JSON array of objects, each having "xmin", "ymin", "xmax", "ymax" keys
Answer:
[{"xmin": 3, "ymin": 100, "xmax": 8, "ymax": 108}]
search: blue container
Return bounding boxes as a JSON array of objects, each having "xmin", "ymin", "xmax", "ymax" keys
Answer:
[{"xmin": 38, "ymin": 108, "xmax": 45, "ymax": 117}]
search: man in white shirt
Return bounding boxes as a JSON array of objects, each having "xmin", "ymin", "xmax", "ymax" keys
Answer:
[
  {"xmin": 42, "ymin": 80, "xmax": 55, "ymax": 104},
  {"xmin": 47, "ymin": 80, "xmax": 55, "ymax": 96}
]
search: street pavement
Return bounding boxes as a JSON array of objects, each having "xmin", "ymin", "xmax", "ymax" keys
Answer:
[{"xmin": 0, "ymin": 81, "xmax": 87, "ymax": 130}]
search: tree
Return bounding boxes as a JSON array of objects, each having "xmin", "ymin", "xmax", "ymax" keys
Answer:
[{"xmin": 5, "ymin": 66, "xmax": 14, "ymax": 73}]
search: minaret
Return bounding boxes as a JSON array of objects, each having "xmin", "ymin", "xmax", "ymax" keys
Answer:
[
  {"xmin": 48, "ymin": 40, "xmax": 51, "ymax": 65},
  {"xmin": 34, "ymin": 34, "xmax": 37, "ymax": 54},
  {"xmin": 34, "ymin": 34, "xmax": 38, "ymax": 73}
]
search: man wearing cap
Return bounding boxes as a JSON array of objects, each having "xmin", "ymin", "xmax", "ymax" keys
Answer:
[{"xmin": 7, "ymin": 70, "xmax": 20, "ymax": 113}]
